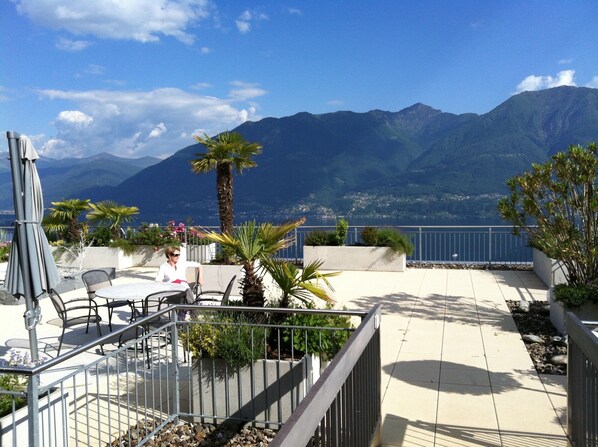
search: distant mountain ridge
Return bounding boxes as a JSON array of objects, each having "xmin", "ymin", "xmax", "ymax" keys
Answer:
[
  {"xmin": 4, "ymin": 86, "xmax": 598, "ymax": 226},
  {"xmin": 0, "ymin": 152, "xmax": 161, "ymax": 211}
]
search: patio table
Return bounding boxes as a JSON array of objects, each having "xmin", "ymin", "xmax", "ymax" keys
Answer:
[
  {"xmin": 95, "ymin": 281, "xmax": 191, "ymax": 322},
  {"xmin": 94, "ymin": 281, "xmax": 188, "ymax": 302}
]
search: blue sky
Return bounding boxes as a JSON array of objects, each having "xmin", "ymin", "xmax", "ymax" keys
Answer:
[{"xmin": 2, "ymin": 0, "xmax": 598, "ymax": 159}]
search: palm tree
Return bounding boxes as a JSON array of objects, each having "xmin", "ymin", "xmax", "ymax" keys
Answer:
[
  {"xmin": 44, "ymin": 199, "xmax": 91, "ymax": 243},
  {"xmin": 263, "ymin": 259, "xmax": 339, "ymax": 308},
  {"xmin": 190, "ymin": 131, "xmax": 262, "ymax": 236},
  {"xmin": 86, "ymin": 201, "xmax": 139, "ymax": 239},
  {"xmin": 201, "ymin": 218, "xmax": 305, "ymax": 307}
]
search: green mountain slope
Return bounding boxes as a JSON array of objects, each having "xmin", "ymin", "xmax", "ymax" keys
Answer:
[{"xmin": 6, "ymin": 86, "xmax": 597, "ymax": 225}]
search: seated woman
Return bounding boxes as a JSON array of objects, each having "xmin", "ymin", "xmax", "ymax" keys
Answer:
[{"xmin": 155, "ymin": 245, "xmax": 203, "ymax": 303}]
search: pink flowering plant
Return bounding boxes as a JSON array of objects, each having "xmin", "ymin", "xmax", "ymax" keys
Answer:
[
  {"xmin": 0, "ymin": 349, "xmax": 50, "ymax": 417},
  {"xmin": 0, "ymin": 241, "xmax": 10, "ymax": 262},
  {"xmin": 130, "ymin": 221, "xmax": 211, "ymax": 249}
]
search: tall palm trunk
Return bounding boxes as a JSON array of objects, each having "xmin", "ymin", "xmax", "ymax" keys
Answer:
[
  {"xmin": 241, "ymin": 261, "xmax": 265, "ymax": 307},
  {"xmin": 216, "ymin": 163, "xmax": 234, "ymax": 235}
]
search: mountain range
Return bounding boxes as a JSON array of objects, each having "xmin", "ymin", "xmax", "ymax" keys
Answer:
[{"xmin": 3, "ymin": 86, "xmax": 598, "ymax": 226}]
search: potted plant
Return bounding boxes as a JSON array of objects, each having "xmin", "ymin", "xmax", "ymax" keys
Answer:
[
  {"xmin": 181, "ymin": 229, "xmax": 351, "ymax": 425},
  {"xmin": 304, "ymin": 220, "xmax": 414, "ymax": 271},
  {"xmin": 0, "ymin": 350, "xmax": 69, "ymax": 446},
  {"xmin": 498, "ymin": 143, "xmax": 598, "ymax": 334}
]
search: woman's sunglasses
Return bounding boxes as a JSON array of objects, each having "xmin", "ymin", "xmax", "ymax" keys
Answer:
[{"xmin": 171, "ymin": 253, "xmax": 181, "ymax": 257}]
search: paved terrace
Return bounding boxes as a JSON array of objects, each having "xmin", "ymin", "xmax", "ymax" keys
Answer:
[{"xmin": 0, "ymin": 267, "xmax": 568, "ymax": 446}]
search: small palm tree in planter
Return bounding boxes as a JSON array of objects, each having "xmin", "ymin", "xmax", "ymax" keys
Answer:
[
  {"xmin": 180, "ymin": 223, "xmax": 353, "ymax": 425},
  {"xmin": 200, "ymin": 218, "xmax": 306, "ymax": 307}
]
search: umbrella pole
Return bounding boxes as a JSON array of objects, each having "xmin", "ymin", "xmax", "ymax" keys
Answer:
[{"xmin": 7, "ymin": 132, "xmax": 41, "ymax": 362}]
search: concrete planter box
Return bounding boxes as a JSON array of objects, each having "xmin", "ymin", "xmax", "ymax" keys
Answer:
[
  {"xmin": 52, "ymin": 244, "xmax": 216, "ymax": 270},
  {"xmin": 52, "ymin": 246, "xmax": 135, "ymax": 269},
  {"xmin": 532, "ymin": 248, "xmax": 568, "ymax": 288},
  {"xmin": 200, "ymin": 264, "xmax": 244, "ymax": 296},
  {"xmin": 303, "ymin": 246, "xmax": 406, "ymax": 271},
  {"xmin": 0, "ymin": 389, "xmax": 70, "ymax": 446},
  {"xmin": 191, "ymin": 356, "xmax": 319, "ymax": 425},
  {"xmin": 549, "ymin": 288, "xmax": 598, "ymax": 335}
]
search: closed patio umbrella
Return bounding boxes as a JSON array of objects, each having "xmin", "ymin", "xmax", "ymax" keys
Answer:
[{"xmin": 6, "ymin": 131, "xmax": 60, "ymax": 362}]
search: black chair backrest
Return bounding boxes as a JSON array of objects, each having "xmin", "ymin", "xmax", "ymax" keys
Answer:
[
  {"xmin": 48, "ymin": 289, "xmax": 66, "ymax": 317},
  {"xmin": 221, "ymin": 275, "xmax": 237, "ymax": 306},
  {"xmin": 143, "ymin": 290, "xmax": 186, "ymax": 316},
  {"xmin": 82, "ymin": 269, "xmax": 112, "ymax": 298}
]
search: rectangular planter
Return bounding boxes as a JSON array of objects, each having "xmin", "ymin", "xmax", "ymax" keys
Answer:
[
  {"xmin": 532, "ymin": 248, "xmax": 568, "ymax": 288},
  {"xmin": 549, "ymin": 289, "xmax": 598, "ymax": 335},
  {"xmin": 303, "ymin": 246, "xmax": 406, "ymax": 271},
  {"xmin": 191, "ymin": 356, "xmax": 319, "ymax": 425},
  {"xmin": 200, "ymin": 264, "xmax": 243, "ymax": 296},
  {"xmin": 0, "ymin": 389, "xmax": 70, "ymax": 446},
  {"xmin": 52, "ymin": 246, "xmax": 135, "ymax": 269}
]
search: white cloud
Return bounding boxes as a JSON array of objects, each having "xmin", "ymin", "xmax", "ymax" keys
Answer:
[
  {"xmin": 55, "ymin": 37, "xmax": 91, "ymax": 51},
  {"xmin": 191, "ymin": 82, "xmax": 212, "ymax": 90},
  {"xmin": 199, "ymin": 46, "xmax": 211, "ymax": 54},
  {"xmin": 148, "ymin": 122, "xmax": 166, "ymax": 138},
  {"xmin": 235, "ymin": 9, "xmax": 268, "ymax": 34},
  {"xmin": 228, "ymin": 81, "xmax": 267, "ymax": 101},
  {"xmin": 57, "ymin": 110, "xmax": 93, "ymax": 125},
  {"xmin": 515, "ymin": 70, "xmax": 577, "ymax": 94},
  {"xmin": 558, "ymin": 58, "xmax": 573, "ymax": 65},
  {"xmin": 288, "ymin": 8, "xmax": 302, "ymax": 16},
  {"xmin": 586, "ymin": 76, "xmax": 598, "ymax": 88},
  {"xmin": 35, "ymin": 86, "xmax": 262, "ymax": 158},
  {"xmin": 13, "ymin": 0, "xmax": 213, "ymax": 44}
]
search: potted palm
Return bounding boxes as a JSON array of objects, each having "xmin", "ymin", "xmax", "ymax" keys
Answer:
[{"xmin": 182, "ymin": 220, "xmax": 351, "ymax": 425}]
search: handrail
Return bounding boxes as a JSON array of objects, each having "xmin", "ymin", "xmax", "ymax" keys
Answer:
[{"xmin": 271, "ymin": 304, "xmax": 382, "ymax": 446}]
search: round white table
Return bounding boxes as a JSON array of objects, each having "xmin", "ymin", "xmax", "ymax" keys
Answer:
[{"xmin": 95, "ymin": 282, "xmax": 189, "ymax": 301}]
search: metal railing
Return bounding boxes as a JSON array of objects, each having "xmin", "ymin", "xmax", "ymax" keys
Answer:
[
  {"xmin": 0, "ymin": 304, "xmax": 373, "ymax": 446},
  {"xmin": 566, "ymin": 312, "xmax": 598, "ymax": 446},
  {"xmin": 0, "ymin": 224, "xmax": 532, "ymax": 266},
  {"xmin": 271, "ymin": 304, "xmax": 381, "ymax": 446},
  {"xmin": 276, "ymin": 225, "xmax": 532, "ymax": 265}
]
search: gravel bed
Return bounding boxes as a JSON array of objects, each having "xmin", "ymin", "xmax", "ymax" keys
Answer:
[
  {"xmin": 506, "ymin": 300, "xmax": 567, "ymax": 375},
  {"xmin": 108, "ymin": 419, "xmax": 277, "ymax": 447}
]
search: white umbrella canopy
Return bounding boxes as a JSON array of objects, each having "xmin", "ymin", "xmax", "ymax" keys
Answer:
[{"xmin": 5, "ymin": 131, "xmax": 60, "ymax": 360}]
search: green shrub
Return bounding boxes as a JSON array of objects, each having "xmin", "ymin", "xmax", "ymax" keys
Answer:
[
  {"xmin": 280, "ymin": 303, "xmax": 354, "ymax": 361},
  {"xmin": 180, "ymin": 312, "xmax": 266, "ymax": 369},
  {"xmin": 0, "ymin": 374, "xmax": 26, "ymax": 418},
  {"xmin": 359, "ymin": 227, "xmax": 414, "ymax": 256},
  {"xmin": 87, "ymin": 225, "xmax": 112, "ymax": 246},
  {"xmin": 360, "ymin": 226, "xmax": 379, "ymax": 246},
  {"xmin": 334, "ymin": 218, "xmax": 348, "ymax": 246},
  {"xmin": 304, "ymin": 230, "xmax": 337, "ymax": 246},
  {"xmin": 554, "ymin": 283, "xmax": 598, "ymax": 309}
]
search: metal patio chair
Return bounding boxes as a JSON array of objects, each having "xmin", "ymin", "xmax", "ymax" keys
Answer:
[
  {"xmin": 82, "ymin": 269, "xmax": 131, "ymax": 331},
  {"xmin": 194, "ymin": 275, "xmax": 236, "ymax": 306},
  {"xmin": 48, "ymin": 288, "xmax": 102, "ymax": 356}
]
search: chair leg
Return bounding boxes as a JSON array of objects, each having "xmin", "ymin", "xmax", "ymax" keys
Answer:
[
  {"xmin": 57, "ymin": 327, "xmax": 65, "ymax": 356},
  {"xmin": 95, "ymin": 319, "xmax": 104, "ymax": 355},
  {"xmin": 86, "ymin": 308, "xmax": 92, "ymax": 334}
]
